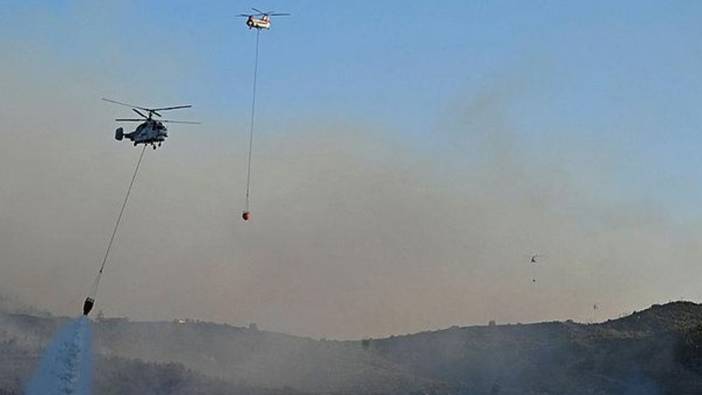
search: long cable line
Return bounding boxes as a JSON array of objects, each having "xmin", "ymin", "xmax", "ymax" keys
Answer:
[
  {"xmin": 244, "ymin": 29, "xmax": 261, "ymax": 216},
  {"xmin": 88, "ymin": 145, "xmax": 147, "ymax": 301}
]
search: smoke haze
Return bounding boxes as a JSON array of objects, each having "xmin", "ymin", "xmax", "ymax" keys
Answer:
[{"xmin": 2, "ymin": 1, "xmax": 702, "ymax": 340}]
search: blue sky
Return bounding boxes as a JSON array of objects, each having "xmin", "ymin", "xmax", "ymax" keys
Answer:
[
  {"xmin": 4, "ymin": 1, "xmax": 701, "ymax": 136},
  {"xmin": 5, "ymin": 0, "xmax": 699, "ymax": 216},
  {"xmin": 3, "ymin": 1, "xmax": 702, "ymax": 336}
]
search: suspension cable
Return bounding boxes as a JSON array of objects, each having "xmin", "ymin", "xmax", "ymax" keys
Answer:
[
  {"xmin": 89, "ymin": 145, "xmax": 147, "ymax": 297},
  {"xmin": 244, "ymin": 29, "xmax": 261, "ymax": 212}
]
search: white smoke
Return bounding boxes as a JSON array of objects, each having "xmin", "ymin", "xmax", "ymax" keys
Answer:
[{"xmin": 26, "ymin": 317, "xmax": 92, "ymax": 395}]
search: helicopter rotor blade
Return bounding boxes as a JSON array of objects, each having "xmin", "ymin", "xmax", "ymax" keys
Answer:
[
  {"xmin": 252, "ymin": 7, "xmax": 264, "ymax": 14},
  {"xmin": 115, "ymin": 119, "xmax": 145, "ymax": 122},
  {"xmin": 237, "ymin": 14, "xmax": 251, "ymax": 17},
  {"xmin": 102, "ymin": 98, "xmax": 151, "ymax": 112},
  {"xmin": 151, "ymin": 105, "xmax": 192, "ymax": 112},
  {"xmin": 160, "ymin": 120, "xmax": 201, "ymax": 125},
  {"xmin": 132, "ymin": 109, "xmax": 148, "ymax": 118},
  {"xmin": 269, "ymin": 13, "xmax": 290, "ymax": 16}
]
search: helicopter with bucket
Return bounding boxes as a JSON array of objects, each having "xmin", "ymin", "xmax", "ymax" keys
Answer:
[
  {"xmin": 102, "ymin": 98, "xmax": 199, "ymax": 149},
  {"xmin": 237, "ymin": 8, "xmax": 290, "ymax": 30}
]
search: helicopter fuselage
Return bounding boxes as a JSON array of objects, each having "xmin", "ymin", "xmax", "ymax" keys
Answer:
[
  {"xmin": 116, "ymin": 120, "xmax": 168, "ymax": 148},
  {"xmin": 247, "ymin": 16, "xmax": 271, "ymax": 30}
]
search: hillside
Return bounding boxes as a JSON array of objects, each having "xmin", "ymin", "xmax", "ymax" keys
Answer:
[
  {"xmin": 0, "ymin": 336, "xmax": 312, "ymax": 395},
  {"xmin": 4, "ymin": 302, "xmax": 702, "ymax": 394}
]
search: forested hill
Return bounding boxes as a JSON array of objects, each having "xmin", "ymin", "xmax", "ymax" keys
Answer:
[{"xmin": 4, "ymin": 302, "xmax": 702, "ymax": 394}]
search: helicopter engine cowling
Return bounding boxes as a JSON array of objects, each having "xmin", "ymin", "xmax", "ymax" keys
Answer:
[{"xmin": 115, "ymin": 127, "xmax": 124, "ymax": 141}]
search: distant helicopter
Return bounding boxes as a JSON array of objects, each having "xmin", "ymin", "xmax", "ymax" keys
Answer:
[
  {"xmin": 102, "ymin": 98, "xmax": 199, "ymax": 150},
  {"xmin": 237, "ymin": 8, "xmax": 290, "ymax": 30},
  {"xmin": 528, "ymin": 254, "xmax": 543, "ymax": 284}
]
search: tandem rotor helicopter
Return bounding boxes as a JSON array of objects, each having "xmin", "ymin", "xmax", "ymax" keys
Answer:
[
  {"xmin": 102, "ymin": 98, "xmax": 199, "ymax": 149},
  {"xmin": 237, "ymin": 8, "xmax": 290, "ymax": 30}
]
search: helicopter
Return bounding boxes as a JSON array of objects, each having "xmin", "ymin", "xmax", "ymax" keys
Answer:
[
  {"xmin": 237, "ymin": 8, "xmax": 290, "ymax": 30},
  {"xmin": 102, "ymin": 98, "xmax": 199, "ymax": 149},
  {"xmin": 527, "ymin": 254, "xmax": 544, "ymax": 284}
]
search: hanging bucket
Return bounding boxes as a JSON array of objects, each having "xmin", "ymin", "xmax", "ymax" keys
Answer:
[
  {"xmin": 242, "ymin": 211, "xmax": 251, "ymax": 221},
  {"xmin": 83, "ymin": 297, "xmax": 95, "ymax": 316}
]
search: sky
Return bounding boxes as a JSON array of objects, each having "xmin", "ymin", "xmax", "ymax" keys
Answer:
[{"xmin": 2, "ymin": 0, "xmax": 702, "ymax": 339}]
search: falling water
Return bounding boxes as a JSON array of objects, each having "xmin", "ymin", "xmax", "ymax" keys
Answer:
[{"xmin": 26, "ymin": 317, "xmax": 92, "ymax": 395}]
